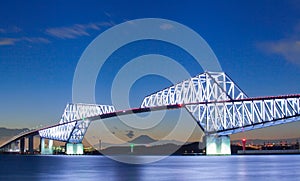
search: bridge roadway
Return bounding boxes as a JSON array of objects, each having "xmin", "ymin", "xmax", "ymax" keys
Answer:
[
  {"xmin": 185, "ymin": 94, "xmax": 300, "ymax": 135},
  {"xmin": 1, "ymin": 94, "xmax": 300, "ymax": 154},
  {"xmin": 0, "ymin": 104, "xmax": 182, "ymax": 150}
]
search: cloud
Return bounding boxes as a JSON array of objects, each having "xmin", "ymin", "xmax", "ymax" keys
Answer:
[
  {"xmin": 257, "ymin": 23, "xmax": 300, "ymax": 65},
  {"xmin": 159, "ymin": 23, "xmax": 174, "ymax": 30},
  {"xmin": 0, "ymin": 26, "xmax": 48, "ymax": 46},
  {"xmin": 0, "ymin": 21, "xmax": 114, "ymax": 46},
  {"xmin": 0, "ymin": 26, "xmax": 22, "ymax": 34},
  {"xmin": 257, "ymin": 39, "xmax": 300, "ymax": 64},
  {"xmin": 45, "ymin": 22, "xmax": 114, "ymax": 39},
  {"xmin": 0, "ymin": 38, "xmax": 17, "ymax": 45},
  {"xmin": 0, "ymin": 37, "xmax": 50, "ymax": 46},
  {"xmin": 22, "ymin": 37, "xmax": 50, "ymax": 43},
  {"xmin": 104, "ymin": 12, "xmax": 112, "ymax": 18},
  {"xmin": 125, "ymin": 130, "xmax": 135, "ymax": 138}
]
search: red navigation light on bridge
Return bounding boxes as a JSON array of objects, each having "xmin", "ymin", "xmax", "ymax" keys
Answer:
[{"xmin": 242, "ymin": 138, "xmax": 246, "ymax": 151}]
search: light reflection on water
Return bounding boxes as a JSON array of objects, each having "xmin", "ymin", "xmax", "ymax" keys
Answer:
[{"xmin": 1, "ymin": 155, "xmax": 300, "ymax": 181}]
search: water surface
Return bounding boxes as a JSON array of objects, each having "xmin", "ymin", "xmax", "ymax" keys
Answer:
[{"xmin": 0, "ymin": 155, "xmax": 299, "ymax": 181}]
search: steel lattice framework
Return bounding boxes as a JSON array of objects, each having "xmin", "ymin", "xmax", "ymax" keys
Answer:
[
  {"xmin": 141, "ymin": 72, "xmax": 247, "ymax": 107},
  {"xmin": 186, "ymin": 95, "xmax": 300, "ymax": 134},
  {"xmin": 141, "ymin": 72, "xmax": 300, "ymax": 134},
  {"xmin": 39, "ymin": 103, "xmax": 115, "ymax": 143},
  {"xmin": 1, "ymin": 71, "xmax": 300, "ymax": 150}
]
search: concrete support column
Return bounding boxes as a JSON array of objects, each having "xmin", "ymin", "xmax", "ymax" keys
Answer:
[
  {"xmin": 40, "ymin": 137, "xmax": 45, "ymax": 154},
  {"xmin": 9, "ymin": 141, "xmax": 19, "ymax": 152},
  {"xmin": 14, "ymin": 141, "xmax": 19, "ymax": 152},
  {"xmin": 66, "ymin": 143, "xmax": 84, "ymax": 155},
  {"xmin": 28, "ymin": 135, "xmax": 34, "ymax": 154},
  {"xmin": 48, "ymin": 140, "xmax": 53, "ymax": 153},
  {"xmin": 20, "ymin": 137, "xmax": 25, "ymax": 154},
  {"xmin": 40, "ymin": 138, "xmax": 53, "ymax": 155},
  {"xmin": 206, "ymin": 135, "xmax": 231, "ymax": 155}
]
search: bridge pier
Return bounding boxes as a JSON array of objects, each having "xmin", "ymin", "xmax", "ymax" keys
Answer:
[
  {"xmin": 65, "ymin": 143, "xmax": 84, "ymax": 155},
  {"xmin": 40, "ymin": 138, "xmax": 53, "ymax": 155},
  {"xmin": 14, "ymin": 141, "xmax": 20, "ymax": 152},
  {"xmin": 206, "ymin": 135, "xmax": 231, "ymax": 155},
  {"xmin": 4, "ymin": 142, "xmax": 17, "ymax": 153},
  {"xmin": 20, "ymin": 137, "xmax": 25, "ymax": 154},
  {"xmin": 10, "ymin": 141, "xmax": 19, "ymax": 152},
  {"xmin": 28, "ymin": 135, "xmax": 34, "ymax": 154}
]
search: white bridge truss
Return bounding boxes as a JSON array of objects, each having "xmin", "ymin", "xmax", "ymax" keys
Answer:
[
  {"xmin": 187, "ymin": 95, "xmax": 300, "ymax": 134},
  {"xmin": 39, "ymin": 103, "xmax": 115, "ymax": 143},
  {"xmin": 1, "ymin": 71, "xmax": 300, "ymax": 150},
  {"xmin": 141, "ymin": 72, "xmax": 300, "ymax": 134},
  {"xmin": 141, "ymin": 72, "xmax": 247, "ymax": 107}
]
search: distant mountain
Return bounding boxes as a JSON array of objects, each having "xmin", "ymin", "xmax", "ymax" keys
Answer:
[
  {"xmin": 0, "ymin": 127, "xmax": 29, "ymax": 138},
  {"xmin": 0, "ymin": 127, "xmax": 29, "ymax": 145},
  {"xmin": 129, "ymin": 135, "xmax": 156, "ymax": 144},
  {"xmin": 92, "ymin": 135, "xmax": 187, "ymax": 149},
  {"xmin": 153, "ymin": 139, "xmax": 186, "ymax": 146},
  {"xmin": 99, "ymin": 142, "xmax": 205, "ymax": 155},
  {"xmin": 128, "ymin": 135, "xmax": 187, "ymax": 146}
]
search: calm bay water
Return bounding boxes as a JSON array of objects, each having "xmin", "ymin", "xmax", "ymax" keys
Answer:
[{"xmin": 1, "ymin": 155, "xmax": 300, "ymax": 181}]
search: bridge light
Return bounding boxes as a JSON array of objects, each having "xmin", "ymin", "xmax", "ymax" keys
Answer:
[
  {"xmin": 242, "ymin": 138, "xmax": 246, "ymax": 151},
  {"xmin": 130, "ymin": 143, "xmax": 134, "ymax": 153}
]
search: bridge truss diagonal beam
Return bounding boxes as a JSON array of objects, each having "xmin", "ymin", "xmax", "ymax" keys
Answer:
[
  {"xmin": 141, "ymin": 71, "xmax": 300, "ymax": 134},
  {"xmin": 185, "ymin": 95, "xmax": 300, "ymax": 134},
  {"xmin": 141, "ymin": 72, "xmax": 247, "ymax": 108},
  {"xmin": 38, "ymin": 103, "xmax": 115, "ymax": 143}
]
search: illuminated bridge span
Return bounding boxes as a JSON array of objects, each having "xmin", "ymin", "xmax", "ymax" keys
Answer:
[
  {"xmin": 141, "ymin": 72, "xmax": 300, "ymax": 135},
  {"xmin": 1, "ymin": 72, "xmax": 299, "ymax": 155}
]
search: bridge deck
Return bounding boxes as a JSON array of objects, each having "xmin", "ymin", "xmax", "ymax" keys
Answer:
[
  {"xmin": 1, "ymin": 94, "xmax": 300, "ymax": 149},
  {"xmin": 0, "ymin": 104, "xmax": 182, "ymax": 148}
]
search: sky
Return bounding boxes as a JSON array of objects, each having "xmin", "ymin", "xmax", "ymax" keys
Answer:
[{"xmin": 0, "ymin": 0, "xmax": 300, "ymax": 142}]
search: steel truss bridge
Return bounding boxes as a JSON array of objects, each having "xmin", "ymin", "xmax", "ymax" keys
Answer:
[{"xmin": 1, "ymin": 72, "xmax": 299, "ymax": 155}]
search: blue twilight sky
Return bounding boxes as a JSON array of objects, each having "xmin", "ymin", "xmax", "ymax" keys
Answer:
[{"xmin": 0, "ymin": 0, "xmax": 300, "ymax": 140}]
